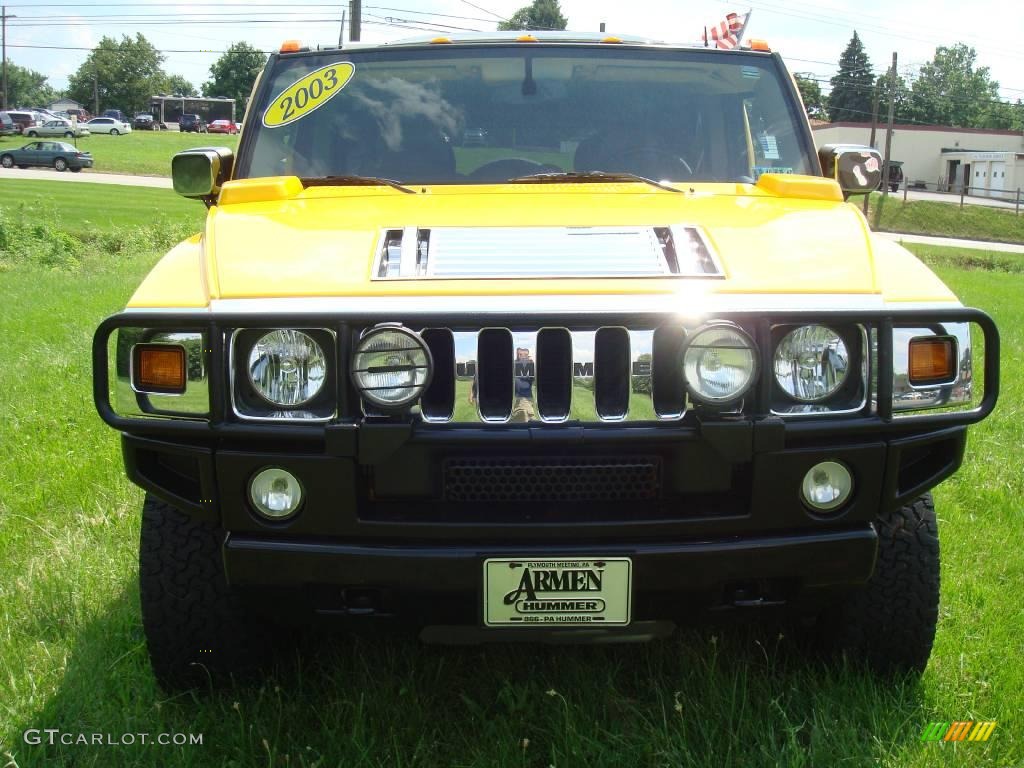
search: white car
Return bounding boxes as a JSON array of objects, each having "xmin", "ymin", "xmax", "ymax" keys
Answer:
[
  {"xmin": 25, "ymin": 119, "xmax": 90, "ymax": 139},
  {"xmin": 85, "ymin": 117, "xmax": 132, "ymax": 135}
]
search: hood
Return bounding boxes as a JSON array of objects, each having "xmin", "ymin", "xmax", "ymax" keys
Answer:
[{"xmin": 201, "ymin": 177, "xmax": 879, "ymax": 302}]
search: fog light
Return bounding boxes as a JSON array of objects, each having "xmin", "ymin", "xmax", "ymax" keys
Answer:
[
  {"xmin": 249, "ymin": 467, "xmax": 303, "ymax": 519},
  {"xmin": 801, "ymin": 461, "xmax": 853, "ymax": 512}
]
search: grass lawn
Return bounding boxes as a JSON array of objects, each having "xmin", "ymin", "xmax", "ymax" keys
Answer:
[
  {"xmin": 868, "ymin": 194, "xmax": 1024, "ymax": 244},
  {"xmin": 0, "ymin": 131, "xmax": 240, "ymax": 177},
  {"xmin": 0, "ymin": 178, "xmax": 204, "ymax": 235},
  {"xmin": 0, "ymin": 229, "xmax": 1021, "ymax": 765}
]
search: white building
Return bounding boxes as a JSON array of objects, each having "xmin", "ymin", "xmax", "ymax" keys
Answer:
[{"xmin": 812, "ymin": 122, "xmax": 1024, "ymax": 198}]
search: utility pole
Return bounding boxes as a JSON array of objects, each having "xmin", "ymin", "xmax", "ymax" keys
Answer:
[
  {"xmin": 863, "ymin": 83, "xmax": 880, "ymax": 215},
  {"xmin": 2, "ymin": 6, "xmax": 16, "ymax": 110},
  {"xmin": 349, "ymin": 0, "xmax": 361, "ymax": 42},
  {"xmin": 873, "ymin": 52, "xmax": 897, "ymax": 230}
]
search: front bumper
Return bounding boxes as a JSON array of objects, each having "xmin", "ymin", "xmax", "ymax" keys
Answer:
[{"xmin": 97, "ymin": 306, "xmax": 997, "ymax": 625}]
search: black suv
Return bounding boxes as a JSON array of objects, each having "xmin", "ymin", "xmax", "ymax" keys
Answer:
[{"xmin": 179, "ymin": 113, "xmax": 207, "ymax": 133}]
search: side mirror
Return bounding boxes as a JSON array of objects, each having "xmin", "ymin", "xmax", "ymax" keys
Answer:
[
  {"xmin": 171, "ymin": 147, "xmax": 234, "ymax": 202},
  {"xmin": 818, "ymin": 144, "xmax": 882, "ymax": 198}
]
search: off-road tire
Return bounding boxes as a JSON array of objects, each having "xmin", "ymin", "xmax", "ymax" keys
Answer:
[
  {"xmin": 139, "ymin": 494, "xmax": 274, "ymax": 690},
  {"xmin": 821, "ymin": 494, "xmax": 940, "ymax": 674}
]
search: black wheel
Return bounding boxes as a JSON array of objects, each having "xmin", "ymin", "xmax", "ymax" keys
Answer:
[
  {"xmin": 890, "ymin": 184, "xmax": 899, "ymax": 192},
  {"xmin": 0, "ymin": 154, "xmax": 13, "ymax": 168},
  {"xmin": 110, "ymin": 128, "xmax": 120, "ymax": 136},
  {"xmin": 140, "ymin": 495, "xmax": 275, "ymax": 690},
  {"xmin": 818, "ymin": 494, "xmax": 940, "ymax": 674},
  {"xmin": 64, "ymin": 131, "xmax": 74, "ymax": 138},
  {"xmin": 26, "ymin": 130, "xmax": 37, "ymax": 137},
  {"xmin": 54, "ymin": 157, "xmax": 68, "ymax": 172},
  {"xmin": 70, "ymin": 167, "xmax": 82, "ymax": 173}
]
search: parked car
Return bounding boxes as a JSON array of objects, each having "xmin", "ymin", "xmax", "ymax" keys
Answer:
[
  {"xmin": 25, "ymin": 118, "xmax": 91, "ymax": 139},
  {"xmin": 133, "ymin": 113, "xmax": 158, "ymax": 130},
  {"xmin": 6, "ymin": 111, "xmax": 36, "ymax": 134},
  {"xmin": 179, "ymin": 113, "xmax": 207, "ymax": 133},
  {"xmin": 93, "ymin": 34, "xmax": 1000, "ymax": 691},
  {"xmin": 207, "ymin": 119, "xmax": 239, "ymax": 135},
  {"xmin": 85, "ymin": 117, "xmax": 131, "ymax": 135},
  {"xmin": 102, "ymin": 109, "xmax": 130, "ymax": 123},
  {"xmin": 65, "ymin": 108, "xmax": 91, "ymax": 122},
  {"xmin": 0, "ymin": 112, "xmax": 16, "ymax": 136},
  {"xmin": 0, "ymin": 140, "xmax": 93, "ymax": 172},
  {"xmin": 879, "ymin": 161, "xmax": 904, "ymax": 193}
]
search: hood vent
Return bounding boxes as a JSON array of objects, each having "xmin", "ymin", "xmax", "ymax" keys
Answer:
[{"xmin": 372, "ymin": 225, "xmax": 723, "ymax": 280}]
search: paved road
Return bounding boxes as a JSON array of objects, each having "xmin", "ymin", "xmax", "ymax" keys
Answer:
[
  {"xmin": 897, "ymin": 188, "xmax": 1020, "ymax": 211},
  {"xmin": 877, "ymin": 232, "xmax": 1024, "ymax": 254},
  {"xmin": 0, "ymin": 167, "xmax": 171, "ymax": 188}
]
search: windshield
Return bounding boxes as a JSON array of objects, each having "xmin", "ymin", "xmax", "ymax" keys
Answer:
[{"xmin": 238, "ymin": 46, "xmax": 814, "ymax": 185}]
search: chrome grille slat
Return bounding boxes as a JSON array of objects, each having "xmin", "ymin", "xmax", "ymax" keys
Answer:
[{"xmin": 425, "ymin": 326, "xmax": 686, "ymax": 423}]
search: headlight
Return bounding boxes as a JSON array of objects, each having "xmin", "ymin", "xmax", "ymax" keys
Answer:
[
  {"xmin": 247, "ymin": 329, "xmax": 327, "ymax": 407},
  {"xmin": 682, "ymin": 323, "xmax": 758, "ymax": 405},
  {"xmin": 773, "ymin": 325, "xmax": 849, "ymax": 402},
  {"xmin": 351, "ymin": 325, "xmax": 432, "ymax": 409}
]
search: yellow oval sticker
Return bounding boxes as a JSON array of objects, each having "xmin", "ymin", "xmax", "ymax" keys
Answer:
[{"xmin": 262, "ymin": 62, "xmax": 355, "ymax": 128}]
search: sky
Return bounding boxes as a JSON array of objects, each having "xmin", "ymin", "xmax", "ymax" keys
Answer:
[{"xmin": 8, "ymin": 0, "xmax": 1024, "ymax": 105}]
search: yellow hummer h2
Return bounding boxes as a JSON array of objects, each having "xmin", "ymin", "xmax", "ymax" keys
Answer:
[{"xmin": 93, "ymin": 32, "xmax": 999, "ymax": 689}]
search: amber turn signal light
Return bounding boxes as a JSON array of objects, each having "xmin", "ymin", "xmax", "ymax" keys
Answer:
[
  {"xmin": 908, "ymin": 337, "xmax": 955, "ymax": 385},
  {"xmin": 133, "ymin": 344, "xmax": 186, "ymax": 394}
]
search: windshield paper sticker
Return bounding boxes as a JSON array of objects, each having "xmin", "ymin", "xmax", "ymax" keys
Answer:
[
  {"xmin": 263, "ymin": 62, "xmax": 355, "ymax": 128},
  {"xmin": 753, "ymin": 166, "xmax": 795, "ymax": 180}
]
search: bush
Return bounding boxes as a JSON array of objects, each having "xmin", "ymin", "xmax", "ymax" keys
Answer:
[{"xmin": 0, "ymin": 203, "xmax": 195, "ymax": 271}]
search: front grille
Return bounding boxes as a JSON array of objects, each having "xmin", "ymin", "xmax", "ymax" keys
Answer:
[
  {"xmin": 418, "ymin": 326, "xmax": 688, "ymax": 423},
  {"xmin": 444, "ymin": 456, "xmax": 661, "ymax": 502}
]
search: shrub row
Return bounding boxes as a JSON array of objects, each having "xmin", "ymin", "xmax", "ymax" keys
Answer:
[{"xmin": 0, "ymin": 205, "xmax": 196, "ymax": 270}]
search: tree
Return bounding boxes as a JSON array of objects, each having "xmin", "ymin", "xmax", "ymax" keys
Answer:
[
  {"xmin": 876, "ymin": 69, "xmax": 909, "ymax": 123},
  {"xmin": 793, "ymin": 74, "xmax": 827, "ymax": 120},
  {"xmin": 66, "ymin": 34, "xmax": 166, "ymax": 114},
  {"xmin": 163, "ymin": 74, "xmax": 197, "ymax": 97},
  {"xmin": 4, "ymin": 61, "xmax": 56, "ymax": 108},
  {"xmin": 906, "ymin": 44, "xmax": 1003, "ymax": 128},
  {"xmin": 497, "ymin": 0, "xmax": 568, "ymax": 31},
  {"xmin": 828, "ymin": 32, "xmax": 874, "ymax": 122},
  {"xmin": 203, "ymin": 42, "xmax": 266, "ymax": 105}
]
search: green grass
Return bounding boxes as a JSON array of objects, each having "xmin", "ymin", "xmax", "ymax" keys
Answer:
[
  {"xmin": 0, "ymin": 131, "xmax": 240, "ymax": 177},
  {"xmin": 869, "ymin": 194, "xmax": 1024, "ymax": 244},
  {"xmin": 0, "ymin": 178, "xmax": 204, "ymax": 235},
  {"xmin": 0, "ymin": 237, "xmax": 1021, "ymax": 766}
]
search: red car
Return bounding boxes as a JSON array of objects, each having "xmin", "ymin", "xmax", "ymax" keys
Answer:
[{"xmin": 207, "ymin": 119, "xmax": 239, "ymax": 135}]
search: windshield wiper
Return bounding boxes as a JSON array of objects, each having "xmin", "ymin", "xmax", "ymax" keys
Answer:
[
  {"xmin": 508, "ymin": 171, "xmax": 683, "ymax": 194},
  {"xmin": 300, "ymin": 175, "xmax": 417, "ymax": 194}
]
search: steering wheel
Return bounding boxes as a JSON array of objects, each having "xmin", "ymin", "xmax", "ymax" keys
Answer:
[
  {"xmin": 614, "ymin": 147, "xmax": 694, "ymax": 180},
  {"xmin": 468, "ymin": 158, "xmax": 562, "ymax": 183}
]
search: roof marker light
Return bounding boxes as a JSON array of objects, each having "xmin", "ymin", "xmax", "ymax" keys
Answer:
[
  {"xmin": 516, "ymin": 34, "xmax": 539, "ymax": 42},
  {"xmin": 749, "ymin": 39, "xmax": 771, "ymax": 52},
  {"xmin": 601, "ymin": 36, "xmax": 623, "ymax": 44},
  {"xmin": 279, "ymin": 40, "xmax": 301, "ymax": 53},
  {"xmin": 430, "ymin": 36, "xmax": 453, "ymax": 44}
]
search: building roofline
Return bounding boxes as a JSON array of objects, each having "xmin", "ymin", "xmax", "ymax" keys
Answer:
[{"xmin": 813, "ymin": 121, "xmax": 1023, "ymax": 137}]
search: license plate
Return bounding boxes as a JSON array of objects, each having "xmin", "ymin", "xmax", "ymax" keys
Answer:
[{"xmin": 483, "ymin": 557, "xmax": 631, "ymax": 626}]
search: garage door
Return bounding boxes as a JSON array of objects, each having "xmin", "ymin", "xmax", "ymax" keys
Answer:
[{"xmin": 990, "ymin": 162, "xmax": 1006, "ymax": 195}]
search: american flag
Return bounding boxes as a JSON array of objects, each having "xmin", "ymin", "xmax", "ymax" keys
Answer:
[{"xmin": 703, "ymin": 12, "xmax": 747, "ymax": 49}]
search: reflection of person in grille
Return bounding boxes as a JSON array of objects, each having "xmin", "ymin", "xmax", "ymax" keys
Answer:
[{"xmin": 512, "ymin": 347, "xmax": 535, "ymax": 422}]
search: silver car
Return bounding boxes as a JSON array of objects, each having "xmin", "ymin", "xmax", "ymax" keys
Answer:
[
  {"xmin": 25, "ymin": 118, "xmax": 90, "ymax": 139},
  {"xmin": 84, "ymin": 117, "xmax": 131, "ymax": 135}
]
